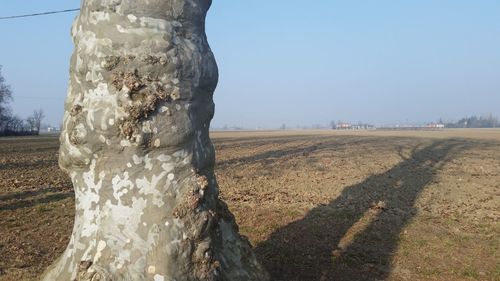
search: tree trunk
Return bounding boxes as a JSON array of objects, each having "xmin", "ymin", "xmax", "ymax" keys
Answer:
[{"xmin": 42, "ymin": 1, "xmax": 269, "ymax": 280}]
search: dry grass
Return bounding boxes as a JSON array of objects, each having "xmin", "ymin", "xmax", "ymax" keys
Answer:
[{"xmin": 0, "ymin": 129, "xmax": 499, "ymax": 280}]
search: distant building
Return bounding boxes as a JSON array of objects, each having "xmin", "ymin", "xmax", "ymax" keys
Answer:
[
  {"xmin": 335, "ymin": 122, "xmax": 375, "ymax": 130},
  {"xmin": 47, "ymin": 126, "xmax": 61, "ymax": 133},
  {"xmin": 336, "ymin": 122, "xmax": 352, "ymax": 130},
  {"xmin": 426, "ymin": 123, "xmax": 445, "ymax": 129}
]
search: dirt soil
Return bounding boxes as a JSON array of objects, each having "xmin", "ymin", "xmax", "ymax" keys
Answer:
[{"xmin": 0, "ymin": 129, "xmax": 499, "ymax": 281}]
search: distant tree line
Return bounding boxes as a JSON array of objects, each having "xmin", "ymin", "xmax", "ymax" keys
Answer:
[
  {"xmin": 0, "ymin": 65, "xmax": 45, "ymax": 136},
  {"xmin": 445, "ymin": 115, "xmax": 498, "ymax": 128}
]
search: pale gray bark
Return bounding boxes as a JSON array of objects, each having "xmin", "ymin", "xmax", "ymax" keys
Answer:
[{"xmin": 42, "ymin": 1, "xmax": 269, "ymax": 280}]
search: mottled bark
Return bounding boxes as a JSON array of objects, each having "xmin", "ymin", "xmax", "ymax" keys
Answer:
[{"xmin": 42, "ymin": 1, "xmax": 269, "ymax": 280}]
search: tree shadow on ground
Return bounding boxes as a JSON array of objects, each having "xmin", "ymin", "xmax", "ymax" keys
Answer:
[
  {"xmin": 216, "ymin": 135, "xmax": 382, "ymax": 170},
  {"xmin": 0, "ymin": 159, "xmax": 58, "ymax": 171},
  {"xmin": 255, "ymin": 139, "xmax": 468, "ymax": 281},
  {"xmin": 0, "ymin": 187, "xmax": 73, "ymax": 211}
]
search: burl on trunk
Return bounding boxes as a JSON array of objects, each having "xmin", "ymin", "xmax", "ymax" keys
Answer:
[{"xmin": 42, "ymin": 1, "xmax": 269, "ymax": 280}]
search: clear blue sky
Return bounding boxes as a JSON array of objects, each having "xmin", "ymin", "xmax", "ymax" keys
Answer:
[{"xmin": 0, "ymin": 0, "xmax": 499, "ymax": 128}]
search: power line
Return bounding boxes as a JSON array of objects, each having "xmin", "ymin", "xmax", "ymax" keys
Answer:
[
  {"xmin": 15, "ymin": 96, "xmax": 63, "ymax": 101},
  {"xmin": 0, "ymin": 8, "xmax": 80, "ymax": 20}
]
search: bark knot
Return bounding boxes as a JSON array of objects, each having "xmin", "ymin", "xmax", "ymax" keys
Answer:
[
  {"xmin": 75, "ymin": 261, "xmax": 111, "ymax": 281},
  {"xmin": 109, "ymin": 66, "xmax": 181, "ymax": 140}
]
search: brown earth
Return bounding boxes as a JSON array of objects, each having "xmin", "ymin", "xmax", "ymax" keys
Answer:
[{"xmin": 0, "ymin": 129, "xmax": 499, "ymax": 281}]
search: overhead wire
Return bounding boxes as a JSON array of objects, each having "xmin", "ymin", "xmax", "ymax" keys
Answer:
[
  {"xmin": 0, "ymin": 8, "xmax": 80, "ymax": 20},
  {"xmin": 0, "ymin": 7, "xmax": 77, "ymax": 119},
  {"xmin": 15, "ymin": 96, "xmax": 63, "ymax": 101}
]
